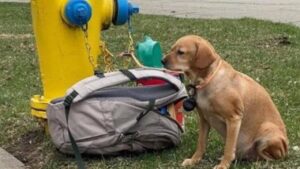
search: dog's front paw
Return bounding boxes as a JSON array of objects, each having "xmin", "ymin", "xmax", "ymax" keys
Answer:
[
  {"xmin": 182, "ymin": 158, "xmax": 198, "ymax": 167},
  {"xmin": 213, "ymin": 164, "xmax": 228, "ymax": 169}
]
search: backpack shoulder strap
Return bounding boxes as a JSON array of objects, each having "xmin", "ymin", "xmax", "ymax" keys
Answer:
[{"xmin": 66, "ymin": 68, "xmax": 184, "ymax": 103}]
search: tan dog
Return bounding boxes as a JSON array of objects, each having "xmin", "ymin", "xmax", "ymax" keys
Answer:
[{"xmin": 162, "ymin": 35, "xmax": 288, "ymax": 169}]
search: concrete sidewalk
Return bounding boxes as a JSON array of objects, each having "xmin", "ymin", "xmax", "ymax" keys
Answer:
[
  {"xmin": 131, "ymin": 0, "xmax": 300, "ymax": 26},
  {"xmin": 131, "ymin": 0, "xmax": 300, "ymax": 27},
  {"xmin": 2, "ymin": 0, "xmax": 300, "ymax": 27},
  {"xmin": 0, "ymin": 148, "xmax": 24, "ymax": 169}
]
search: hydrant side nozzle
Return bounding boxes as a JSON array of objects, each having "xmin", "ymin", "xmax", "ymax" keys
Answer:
[
  {"xmin": 113, "ymin": 0, "xmax": 139, "ymax": 25},
  {"xmin": 128, "ymin": 3, "xmax": 139, "ymax": 15}
]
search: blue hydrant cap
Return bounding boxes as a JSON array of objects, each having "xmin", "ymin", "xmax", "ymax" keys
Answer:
[
  {"xmin": 113, "ymin": 0, "xmax": 139, "ymax": 25},
  {"xmin": 64, "ymin": 0, "xmax": 92, "ymax": 26}
]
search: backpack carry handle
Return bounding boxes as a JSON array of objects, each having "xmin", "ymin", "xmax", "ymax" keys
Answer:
[{"xmin": 66, "ymin": 68, "xmax": 185, "ymax": 103}]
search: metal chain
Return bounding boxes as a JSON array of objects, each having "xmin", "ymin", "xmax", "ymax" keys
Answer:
[
  {"xmin": 81, "ymin": 25, "xmax": 98, "ymax": 71},
  {"xmin": 127, "ymin": 19, "xmax": 135, "ymax": 53},
  {"xmin": 120, "ymin": 19, "xmax": 136, "ymax": 68},
  {"xmin": 125, "ymin": 20, "xmax": 150, "ymax": 68},
  {"xmin": 80, "ymin": 19, "xmax": 140, "ymax": 72},
  {"xmin": 101, "ymin": 19, "xmax": 136, "ymax": 70},
  {"xmin": 100, "ymin": 41, "xmax": 114, "ymax": 72}
]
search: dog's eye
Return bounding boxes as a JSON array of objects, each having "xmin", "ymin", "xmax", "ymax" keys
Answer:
[{"xmin": 177, "ymin": 50, "xmax": 185, "ymax": 55}]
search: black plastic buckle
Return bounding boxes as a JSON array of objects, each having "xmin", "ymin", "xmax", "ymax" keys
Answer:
[
  {"xmin": 63, "ymin": 91, "xmax": 78, "ymax": 107},
  {"xmin": 94, "ymin": 70, "xmax": 105, "ymax": 78}
]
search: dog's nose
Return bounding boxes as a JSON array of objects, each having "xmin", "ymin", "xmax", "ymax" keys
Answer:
[{"xmin": 161, "ymin": 59, "xmax": 166, "ymax": 65}]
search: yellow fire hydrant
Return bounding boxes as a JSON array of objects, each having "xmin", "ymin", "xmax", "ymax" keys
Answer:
[{"xmin": 30, "ymin": 0, "xmax": 139, "ymax": 119}]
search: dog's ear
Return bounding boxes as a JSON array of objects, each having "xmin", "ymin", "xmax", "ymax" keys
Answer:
[{"xmin": 194, "ymin": 40, "xmax": 217, "ymax": 69}]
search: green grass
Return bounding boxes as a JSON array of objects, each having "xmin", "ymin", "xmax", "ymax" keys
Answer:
[{"xmin": 0, "ymin": 2, "xmax": 300, "ymax": 169}]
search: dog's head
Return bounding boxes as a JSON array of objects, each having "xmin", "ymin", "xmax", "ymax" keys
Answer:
[{"xmin": 162, "ymin": 35, "xmax": 218, "ymax": 73}]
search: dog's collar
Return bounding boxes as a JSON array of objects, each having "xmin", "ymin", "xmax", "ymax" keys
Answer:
[{"xmin": 195, "ymin": 59, "xmax": 223, "ymax": 90}]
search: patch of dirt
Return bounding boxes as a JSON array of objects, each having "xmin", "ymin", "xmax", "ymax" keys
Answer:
[
  {"xmin": 0, "ymin": 33, "xmax": 33, "ymax": 39},
  {"xmin": 6, "ymin": 129, "xmax": 46, "ymax": 169},
  {"xmin": 257, "ymin": 35, "xmax": 292, "ymax": 48},
  {"xmin": 274, "ymin": 36, "xmax": 292, "ymax": 45}
]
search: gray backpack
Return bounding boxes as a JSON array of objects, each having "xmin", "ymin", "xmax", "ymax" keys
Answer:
[{"xmin": 47, "ymin": 68, "xmax": 187, "ymax": 167}]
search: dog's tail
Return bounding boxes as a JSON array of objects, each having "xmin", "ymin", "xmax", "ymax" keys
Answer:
[{"xmin": 255, "ymin": 122, "xmax": 288, "ymax": 160}]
